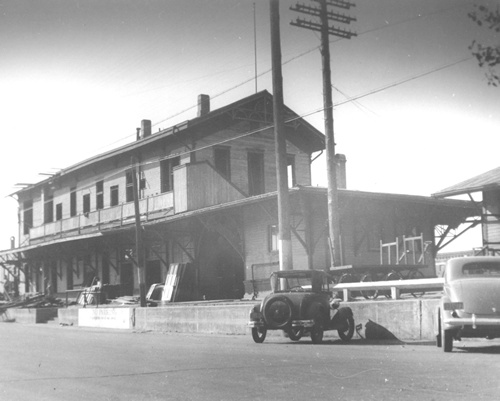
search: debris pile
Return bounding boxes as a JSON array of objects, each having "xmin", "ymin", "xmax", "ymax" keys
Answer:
[{"xmin": 0, "ymin": 293, "xmax": 63, "ymax": 319}]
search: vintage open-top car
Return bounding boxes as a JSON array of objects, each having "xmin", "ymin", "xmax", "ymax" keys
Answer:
[
  {"xmin": 248, "ymin": 269, "xmax": 354, "ymax": 344},
  {"xmin": 436, "ymin": 256, "xmax": 500, "ymax": 352}
]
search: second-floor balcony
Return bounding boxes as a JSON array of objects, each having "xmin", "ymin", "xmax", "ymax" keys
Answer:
[
  {"xmin": 29, "ymin": 191, "xmax": 174, "ymax": 242},
  {"xmin": 26, "ymin": 161, "xmax": 248, "ymax": 245}
]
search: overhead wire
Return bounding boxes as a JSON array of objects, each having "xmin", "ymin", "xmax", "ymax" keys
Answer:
[
  {"xmin": 47, "ymin": 51, "xmax": 472, "ymax": 198},
  {"xmin": 17, "ymin": 3, "xmax": 474, "ymax": 197}
]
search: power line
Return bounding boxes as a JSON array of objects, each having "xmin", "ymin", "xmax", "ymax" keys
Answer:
[
  {"xmin": 332, "ymin": 56, "xmax": 473, "ymax": 107},
  {"xmin": 14, "ymin": 52, "xmax": 472, "ymax": 203},
  {"xmin": 97, "ymin": 4, "xmax": 467, "ymax": 151}
]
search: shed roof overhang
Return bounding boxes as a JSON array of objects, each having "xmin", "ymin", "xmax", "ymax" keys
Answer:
[
  {"xmin": 0, "ymin": 187, "xmax": 478, "ymax": 258},
  {"xmin": 433, "ymin": 165, "xmax": 500, "ymax": 198}
]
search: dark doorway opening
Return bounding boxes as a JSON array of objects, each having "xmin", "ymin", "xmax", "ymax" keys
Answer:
[
  {"xmin": 198, "ymin": 233, "xmax": 244, "ymax": 300},
  {"xmin": 146, "ymin": 260, "xmax": 162, "ymax": 288},
  {"xmin": 121, "ymin": 263, "xmax": 134, "ymax": 295},
  {"xmin": 248, "ymin": 151, "xmax": 265, "ymax": 196}
]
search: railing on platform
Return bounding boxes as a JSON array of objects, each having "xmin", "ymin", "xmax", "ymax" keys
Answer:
[
  {"xmin": 332, "ymin": 277, "xmax": 443, "ymax": 301},
  {"xmin": 30, "ymin": 192, "xmax": 174, "ymax": 240}
]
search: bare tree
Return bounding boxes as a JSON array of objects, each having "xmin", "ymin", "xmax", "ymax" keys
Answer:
[{"xmin": 469, "ymin": 4, "xmax": 500, "ymax": 86}]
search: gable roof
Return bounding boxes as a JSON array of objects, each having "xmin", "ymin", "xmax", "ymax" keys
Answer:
[
  {"xmin": 433, "ymin": 165, "xmax": 500, "ymax": 198},
  {"xmin": 14, "ymin": 90, "xmax": 325, "ymax": 196}
]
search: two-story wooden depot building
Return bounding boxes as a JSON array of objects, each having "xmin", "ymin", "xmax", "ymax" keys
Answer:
[{"xmin": 0, "ymin": 91, "xmax": 477, "ymax": 300}]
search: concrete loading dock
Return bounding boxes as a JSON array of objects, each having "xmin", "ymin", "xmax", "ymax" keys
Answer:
[{"xmin": 54, "ymin": 296, "xmax": 440, "ymax": 342}]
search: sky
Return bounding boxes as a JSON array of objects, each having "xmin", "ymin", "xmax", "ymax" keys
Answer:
[{"xmin": 0, "ymin": 0, "xmax": 498, "ymax": 252}]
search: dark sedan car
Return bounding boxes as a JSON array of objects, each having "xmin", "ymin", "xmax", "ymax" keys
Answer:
[
  {"xmin": 436, "ymin": 256, "xmax": 500, "ymax": 352},
  {"xmin": 248, "ymin": 269, "xmax": 354, "ymax": 344}
]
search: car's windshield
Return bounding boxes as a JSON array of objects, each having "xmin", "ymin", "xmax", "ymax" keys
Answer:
[
  {"xmin": 270, "ymin": 272, "xmax": 329, "ymax": 292},
  {"xmin": 462, "ymin": 262, "xmax": 500, "ymax": 277},
  {"xmin": 282, "ymin": 276, "xmax": 312, "ymax": 290}
]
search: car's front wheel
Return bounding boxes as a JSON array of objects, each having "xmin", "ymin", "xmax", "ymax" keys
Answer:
[
  {"xmin": 251, "ymin": 327, "xmax": 267, "ymax": 343},
  {"xmin": 310, "ymin": 325, "xmax": 324, "ymax": 344},
  {"xmin": 338, "ymin": 315, "xmax": 354, "ymax": 341}
]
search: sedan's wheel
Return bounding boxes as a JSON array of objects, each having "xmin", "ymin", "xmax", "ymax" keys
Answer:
[
  {"xmin": 338, "ymin": 315, "xmax": 355, "ymax": 342},
  {"xmin": 251, "ymin": 327, "xmax": 267, "ymax": 343},
  {"xmin": 287, "ymin": 327, "xmax": 304, "ymax": 341},
  {"xmin": 436, "ymin": 310, "xmax": 442, "ymax": 348},
  {"xmin": 310, "ymin": 325, "xmax": 324, "ymax": 344},
  {"xmin": 442, "ymin": 327, "xmax": 453, "ymax": 353}
]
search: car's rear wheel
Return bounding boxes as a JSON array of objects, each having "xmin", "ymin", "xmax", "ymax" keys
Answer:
[
  {"xmin": 338, "ymin": 315, "xmax": 355, "ymax": 341},
  {"xmin": 251, "ymin": 327, "xmax": 267, "ymax": 343},
  {"xmin": 263, "ymin": 296, "xmax": 293, "ymax": 329},
  {"xmin": 286, "ymin": 327, "xmax": 304, "ymax": 341}
]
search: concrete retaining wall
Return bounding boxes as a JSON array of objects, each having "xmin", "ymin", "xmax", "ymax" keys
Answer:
[
  {"xmin": 135, "ymin": 304, "xmax": 249, "ymax": 334},
  {"xmin": 11, "ymin": 307, "xmax": 58, "ymax": 324},
  {"xmin": 56, "ymin": 298, "xmax": 440, "ymax": 342}
]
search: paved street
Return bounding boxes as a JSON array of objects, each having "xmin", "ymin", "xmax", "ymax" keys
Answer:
[{"xmin": 0, "ymin": 323, "xmax": 499, "ymax": 401}]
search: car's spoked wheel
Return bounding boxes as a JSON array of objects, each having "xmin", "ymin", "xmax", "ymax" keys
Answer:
[
  {"xmin": 383, "ymin": 271, "xmax": 403, "ymax": 299},
  {"xmin": 251, "ymin": 327, "xmax": 267, "ymax": 343},
  {"xmin": 338, "ymin": 315, "xmax": 355, "ymax": 342},
  {"xmin": 360, "ymin": 273, "xmax": 378, "ymax": 300},
  {"xmin": 408, "ymin": 270, "xmax": 425, "ymax": 298},
  {"xmin": 287, "ymin": 327, "xmax": 304, "ymax": 341},
  {"xmin": 338, "ymin": 273, "xmax": 358, "ymax": 299},
  {"xmin": 263, "ymin": 297, "xmax": 293, "ymax": 329}
]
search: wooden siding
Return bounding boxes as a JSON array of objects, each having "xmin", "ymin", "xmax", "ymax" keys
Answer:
[
  {"xmin": 173, "ymin": 162, "xmax": 246, "ymax": 213},
  {"xmin": 483, "ymin": 190, "xmax": 500, "ymax": 249}
]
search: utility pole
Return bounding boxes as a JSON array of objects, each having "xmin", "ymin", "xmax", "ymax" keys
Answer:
[
  {"xmin": 131, "ymin": 156, "xmax": 146, "ymax": 307},
  {"xmin": 290, "ymin": 0, "xmax": 356, "ymax": 268},
  {"xmin": 270, "ymin": 0, "xmax": 293, "ymax": 271}
]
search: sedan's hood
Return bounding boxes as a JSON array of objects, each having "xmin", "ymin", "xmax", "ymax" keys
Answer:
[{"xmin": 448, "ymin": 278, "xmax": 500, "ymax": 315}]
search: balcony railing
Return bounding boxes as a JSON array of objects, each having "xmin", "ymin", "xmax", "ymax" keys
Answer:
[{"xmin": 30, "ymin": 192, "xmax": 174, "ymax": 240}]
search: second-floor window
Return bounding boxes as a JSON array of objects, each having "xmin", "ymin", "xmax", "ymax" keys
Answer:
[
  {"xmin": 44, "ymin": 194, "xmax": 54, "ymax": 224},
  {"xmin": 160, "ymin": 156, "xmax": 180, "ymax": 193},
  {"xmin": 248, "ymin": 151, "xmax": 265, "ymax": 196},
  {"xmin": 126, "ymin": 172, "xmax": 134, "ymax": 202},
  {"xmin": 70, "ymin": 188, "xmax": 77, "ymax": 217},
  {"xmin": 83, "ymin": 193, "xmax": 91, "ymax": 215},
  {"xmin": 96, "ymin": 180, "xmax": 104, "ymax": 210},
  {"xmin": 110, "ymin": 185, "xmax": 119, "ymax": 207},
  {"xmin": 56, "ymin": 203, "xmax": 63, "ymax": 221},
  {"xmin": 23, "ymin": 200, "xmax": 33, "ymax": 235},
  {"xmin": 214, "ymin": 147, "xmax": 230, "ymax": 180}
]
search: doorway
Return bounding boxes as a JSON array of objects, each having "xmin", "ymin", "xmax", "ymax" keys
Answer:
[
  {"xmin": 146, "ymin": 260, "xmax": 162, "ymax": 288},
  {"xmin": 120, "ymin": 263, "xmax": 134, "ymax": 295}
]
